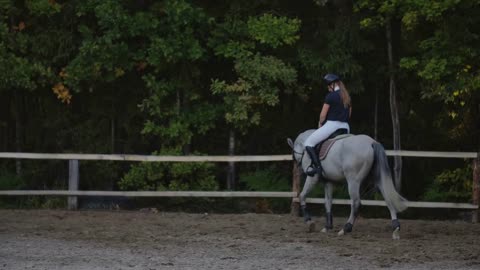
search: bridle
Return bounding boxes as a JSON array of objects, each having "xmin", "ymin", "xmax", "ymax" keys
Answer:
[{"xmin": 292, "ymin": 148, "xmax": 305, "ymax": 168}]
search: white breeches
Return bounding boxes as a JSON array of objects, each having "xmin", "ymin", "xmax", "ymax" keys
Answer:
[{"xmin": 304, "ymin": 121, "xmax": 350, "ymax": 147}]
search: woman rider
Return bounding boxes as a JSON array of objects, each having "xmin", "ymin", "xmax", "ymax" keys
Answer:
[{"xmin": 304, "ymin": 73, "xmax": 352, "ymax": 176}]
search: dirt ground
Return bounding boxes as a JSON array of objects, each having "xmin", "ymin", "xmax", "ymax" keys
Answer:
[{"xmin": 1, "ymin": 209, "xmax": 480, "ymax": 270}]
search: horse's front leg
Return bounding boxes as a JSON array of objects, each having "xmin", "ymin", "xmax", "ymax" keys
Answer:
[
  {"xmin": 321, "ymin": 181, "xmax": 334, "ymax": 233},
  {"xmin": 338, "ymin": 181, "xmax": 361, "ymax": 236},
  {"xmin": 299, "ymin": 175, "xmax": 319, "ymax": 232}
]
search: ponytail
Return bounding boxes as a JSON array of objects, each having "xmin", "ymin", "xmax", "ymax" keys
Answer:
[{"xmin": 337, "ymin": 81, "xmax": 351, "ymax": 108}]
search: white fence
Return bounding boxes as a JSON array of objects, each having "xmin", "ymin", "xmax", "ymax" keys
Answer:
[{"xmin": 0, "ymin": 151, "xmax": 478, "ymax": 221}]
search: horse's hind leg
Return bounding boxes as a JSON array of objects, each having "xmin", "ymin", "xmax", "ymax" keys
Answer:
[
  {"xmin": 338, "ymin": 181, "xmax": 361, "ymax": 236},
  {"xmin": 387, "ymin": 206, "xmax": 401, "ymax": 240},
  {"xmin": 299, "ymin": 175, "xmax": 319, "ymax": 232},
  {"xmin": 321, "ymin": 182, "xmax": 334, "ymax": 233}
]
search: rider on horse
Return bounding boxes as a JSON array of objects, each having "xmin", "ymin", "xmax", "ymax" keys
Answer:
[{"xmin": 304, "ymin": 74, "xmax": 352, "ymax": 177}]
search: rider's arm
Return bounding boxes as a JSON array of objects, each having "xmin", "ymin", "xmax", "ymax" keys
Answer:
[
  {"xmin": 318, "ymin": 103, "xmax": 330, "ymax": 127},
  {"xmin": 349, "ymin": 106, "xmax": 352, "ymax": 118}
]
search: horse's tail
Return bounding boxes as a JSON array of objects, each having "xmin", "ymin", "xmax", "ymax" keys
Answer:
[{"xmin": 371, "ymin": 142, "xmax": 408, "ymax": 213}]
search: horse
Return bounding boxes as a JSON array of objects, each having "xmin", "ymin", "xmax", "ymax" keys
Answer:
[{"xmin": 287, "ymin": 129, "xmax": 408, "ymax": 240}]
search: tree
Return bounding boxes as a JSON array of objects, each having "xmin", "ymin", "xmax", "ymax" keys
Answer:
[
  {"xmin": 397, "ymin": 0, "xmax": 480, "ymax": 151},
  {"xmin": 356, "ymin": 0, "xmax": 405, "ymax": 190},
  {"xmin": 209, "ymin": 11, "xmax": 300, "ymax": 188},
  {"xmin": 0, "ymin": 0, "xmax": 61, "ymax": 175},
  {"xmin": 210, "ymin": 13, "xmax": 300, "ymax": 132}
]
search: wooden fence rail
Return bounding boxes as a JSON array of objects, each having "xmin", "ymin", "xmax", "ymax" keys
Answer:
[
  {"xmin": 0, "ymin": 151, "xmax": 479, "ymax": 222},
  {"xmin": 0, "ymin": 150, "xmax": 477, "ymax": 161},
  {"xmin": 0, "ymin": 190, "xmax": 296, "ymax": 198},
  {"xmin": 0, "ymin": 152, "xmax": 292, "ymax": 162}
]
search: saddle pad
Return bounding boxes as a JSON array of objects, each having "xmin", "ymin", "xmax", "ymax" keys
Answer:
[{"xmin": 318, "ymin": 134, "xmax": 352, "ymax": 160}]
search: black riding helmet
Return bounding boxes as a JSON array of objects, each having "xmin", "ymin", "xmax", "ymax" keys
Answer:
[{"xmin": 323, "ymin": 73, "xmax": 340, "ymax": 85}]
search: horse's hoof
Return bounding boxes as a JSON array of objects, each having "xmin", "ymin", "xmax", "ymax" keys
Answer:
[
  {"xmin": 306, "ymin": 220, "xmax": 316, "ymax": 232},
  {"xmin": 321, "ymin": 227, "xmax": 327, "ymax": 233},
  {"xmin": 338, "ymin": 229, "xmax": 345, "ymax": 236},
  {"xmin": 392, "ymin": 227, "xmax": 400, "ymax": 240}
]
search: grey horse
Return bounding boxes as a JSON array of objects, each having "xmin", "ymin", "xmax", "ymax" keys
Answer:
[{"xmin": 287, "ymin": 129, "xmax": 407, "ymax": 240}]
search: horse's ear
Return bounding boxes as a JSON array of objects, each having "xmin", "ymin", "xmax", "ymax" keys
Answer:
[{"xmin": 287, "ymin": 138, "xmax": 294, "ymax": 149}]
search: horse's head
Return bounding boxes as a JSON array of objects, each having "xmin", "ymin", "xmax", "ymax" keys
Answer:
[
  {"xmin": 287, "ymin": 137, "xmax": 302, "ymax": 164},
  {"xmin": 287, "ymin": 129, "xmax": 316, "ymax": 174}
]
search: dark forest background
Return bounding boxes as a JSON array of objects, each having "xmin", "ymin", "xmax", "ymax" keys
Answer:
[{"xmin": 1, "ymin": 0, "xmax": 479, "ymax": 212}]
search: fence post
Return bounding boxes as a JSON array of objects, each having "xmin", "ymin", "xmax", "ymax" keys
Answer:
[
  {"xmin": 473, "ymin": 154, "xmax": 480, "ymax": 223},
  {"xmin": 290, "ymin": 162, "xmax": 301, "ymax": 216},
  {"xmin": 68, "ymin": 160, "xmax": 79, "ymax": 210}
]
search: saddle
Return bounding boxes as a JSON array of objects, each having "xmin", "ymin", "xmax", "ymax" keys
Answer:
[{"xmin": 315, "ymin": 128, "xmax": 352, "ymax": 160}]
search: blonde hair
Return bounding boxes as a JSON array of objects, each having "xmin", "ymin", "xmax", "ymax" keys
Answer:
[{"xmin": 337, "ymin": 81, "xmax": 351, "ymax": 108}]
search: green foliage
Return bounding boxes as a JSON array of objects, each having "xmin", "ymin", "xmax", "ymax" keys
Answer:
[
  {"xmin": 0, "ymin": 166, "xmax": 66, "ymax": 209},
  {"xmin": 66, "ymin": 0, "xmax": 215, "ymax": 151},
  {"xmin": 209, "ymin": 11, "xmax": 300, "ymax": 132},
  {"xmin": 26, "ymin": 0, "xmax": 61, "ymax": 16},
  {"xmin": 211, "ymin": 40, "xmax": 255, "ymax": 59},
  {"xmin": 0, "ymin": 1, "xmax": 63, "ymax": 94},
  {"xmin": 67, "ymin": 0, "xmax": 155, "ymax": 88},
  {"xmin": 140, "ymin": 76, "xmax": 219, "ymax": 148},
  {"xmin": 247, "ymin": 14, "xmax": 300, "ymax": 48},
  {"xmin": 376, "ymin": 0, "xmax": 480, "ymax": 123},
  {"xmin": 208, "ymin": 16, "xmax": 253, "ymax": 59},
  {"xmin": 357, "ymin": 0, "xmax": 480, "ymax": 149},
  {"xmin": 418, "ymin": 57, "xmax": 448, "ymax": 81},
  {"xmin": 119, "ymin": 151, "xmax": 218, "ymax": 192},
  {"xmin": 9, "ymin": 196, "xmax": 66, "ymax": 209},
  {"xmin": 0, "ymin": 169, "xmax": 25, "ymax": 190},
  {"xmin": 239, "ymin": 166, "xmax": 291, "ymax": 211},
  {"xmin": 401, "ymin": 11, "xmax": 418, "ymax": 30},
  {"xmin": 399, "ymin": 57, "xmax": 419, "ymax": 70},
  {"xmin": 239, "ymin": 166, "xmax": 290, "ymax": 192},
  {"xmin": 0, "ymin": 1, "xmax": 13, "ymax": 18},
  {"xmin": 118, "ymin": 162, "xmax": 165, "ymax": 191},
  {"xmin": 322, "ymin": 26, "xmax": 366, "ymax": 90},
  {"xmin": 211, "ymin": 54, "xmax": 297, "ymax": 131},
  {"xmin": 0, "ymin": 39, "xmax": 51, "ymax": 90},
  {"xmin": 39, "ymin": 197, "xmax": 66, "ymax": 209},
  {"xmin": 146, "ymin": 0, "xmax": 209, "ymax": 65},
  {"xmin": 423, "ymin": 163, "xmax": 473, "ymax": 202}
]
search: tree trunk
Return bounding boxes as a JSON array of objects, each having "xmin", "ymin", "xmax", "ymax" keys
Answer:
[
  {"xmin": 386, "ymin": 19, "xmax": 402, "ymax": 191},
  {"xmin": 374, "ymin": 88, "xmax": 378, "ymax": 141},
  {"xmin": 111, "ymin": 116, "xmax": 115, "ymax": 153},
  {"xmin": 110, "ymin": 87, "xmax": 115, "ymax": 154},
  {"xmin": 14, "ymin": 90, "xmax": 22, "ymax": 176},
  {"xmin": 227, "ymin": 129, "xmax": 236, "ymax": 190},
  {"xmin": 10, "ymin": 17, "xmax": 22, "ymax": 176}
]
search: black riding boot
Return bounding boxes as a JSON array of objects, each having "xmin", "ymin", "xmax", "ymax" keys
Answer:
[{"xmin": 305, "ymin": 146, "xmax": 322, "ymax": 177}]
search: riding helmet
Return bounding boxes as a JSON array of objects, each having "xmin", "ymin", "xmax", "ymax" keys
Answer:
[{"xmin": 323, "ymin": 73, "xmax": 340, "ymax": 85}]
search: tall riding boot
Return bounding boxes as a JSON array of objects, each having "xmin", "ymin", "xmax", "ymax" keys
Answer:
[{"xmin": 305, "ymin": 146, "xmax": 322, "ymax": 177}]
